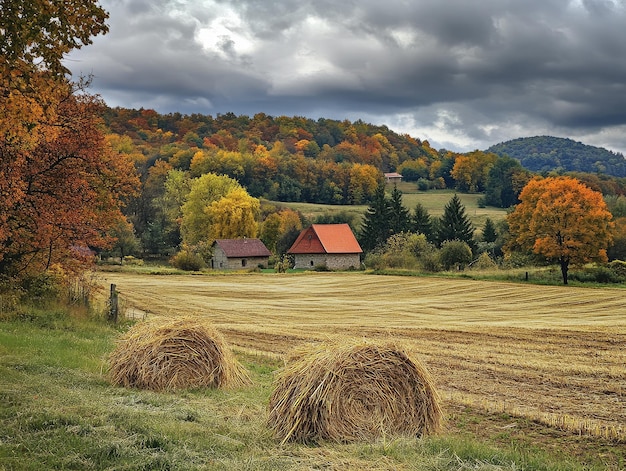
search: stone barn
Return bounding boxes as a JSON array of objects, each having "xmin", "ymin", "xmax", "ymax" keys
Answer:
[
  {"xmin": 288, "ymin": 224, "xmax": 362, "ymax": 270},
  {"xmin": 211, "ymin": 238, "xmax": 272, "ymax": 270}
]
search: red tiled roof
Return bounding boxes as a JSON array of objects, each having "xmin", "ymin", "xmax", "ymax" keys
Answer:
[
  {"xmin": 287, "ymin": 224, "xmax": 362, "ymax": 255},
  {"xmin": 213, "ymin": 239, "xmax": 271, "ymax": 258}
]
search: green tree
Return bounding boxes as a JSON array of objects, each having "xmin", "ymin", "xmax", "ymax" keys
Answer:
[
  {"xmin": 359, "ymin": 182, "xmax": 391, "ymax": 252},
  {"xmin": 388, "ymin": 185, "xmax": 411, "ymax": 235},
  {"xmin": 1, "ymin": 0, "xmax": 108, "ymax": 77},
  {"xmin": 412, "ymin": 202, "xmax": 433, "ymax": 241},
  {"xmin": 108, "ymin": 218, "xmax": 141, "ymax": 263},
  {"xmin": 436, "ymin": 194, "xmax": 475, "ymax": 249},
  {"xmin": 482, "ymin": 218, "xmax": 498, "ymax": 243},
  {"xmin": 484, "ymin": 156, "xmax": 526, "ymax": 208}
]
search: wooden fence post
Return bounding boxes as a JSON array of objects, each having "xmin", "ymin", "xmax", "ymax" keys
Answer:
[{"xmin": 108, "ymin": 284, "xmax": 118, "ymax": 323}]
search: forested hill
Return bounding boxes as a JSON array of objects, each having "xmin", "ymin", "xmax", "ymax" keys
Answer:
[
  {"xmin": 101, "ymin": 108, "xmax": 626, "ymax": 209},
  {"xmin": 101, "ymin": 107, "xmax": 454, "ymax": 205},
  {"xmin": 102, "ymin": 107, "xmax": 439, "ymax": 170},
  {"xmin": 487, "ymin": 136, "xmax": 626, "ymax": 177}
]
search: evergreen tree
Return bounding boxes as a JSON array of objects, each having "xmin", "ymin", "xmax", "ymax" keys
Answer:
[
  {"xmin": 412, "ymin": 202, "xmax": 433, "ymax": 241},
  {"xmin": 359, "ymin": 182, "xmax": 391, "ymax": 252},
  {"xmin": 436, "ymin": 194, "xmax": 475, "ymax": 249},
  {"xmin": 482, "ymin": 218, "xmax": 498, "ymax": 243},
  {"xmin": 388, "ymin": 185, "xmax": 411, "ymax": 235}
]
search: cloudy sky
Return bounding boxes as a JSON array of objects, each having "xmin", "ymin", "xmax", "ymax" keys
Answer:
[{"xmin": 66, "ymin": 0, "xmax": 626, "ymax": 155}]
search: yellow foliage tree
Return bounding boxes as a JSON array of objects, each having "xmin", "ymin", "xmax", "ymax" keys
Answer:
[
  {"xmin": 181, "ymin": 173, "xmax": 242, "ymax": 246},
  {"xmin": 206, "ymin": 187, "xmax": 260, "ymax": 241},
  {"xmin": 506, "ymin": 177, "xmax": 614, "ymax": 284},
  {"xmin": 260, "ymin": 209, "xmax": 303, "ymax": 254},
  {"xmin": 451, "ymin": 151, "xmax": 498, "ymax": 192},
  {"xmin": 348, "ymin": 163, "xmax": 381, "ymax": 204}
]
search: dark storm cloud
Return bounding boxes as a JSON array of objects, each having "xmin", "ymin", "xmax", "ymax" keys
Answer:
[{"xmin": 66, "ymin": 0, "xmax": 626, "ymax": 154}]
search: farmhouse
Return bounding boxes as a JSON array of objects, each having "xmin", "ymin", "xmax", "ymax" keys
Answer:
[
  {"xmin": 211, "ymin": 238, "xmax": 272, "ymax": 270},
  {"xmin": 288, "ymin": 224, "xmax": 362, "ymax": 270},
  {"xmin": 384, "ymin": 172, "xmax": 403, "ymax": 184}
]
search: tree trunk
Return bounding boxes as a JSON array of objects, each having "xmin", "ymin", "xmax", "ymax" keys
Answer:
[{"xmin": 560, "ymin": 257, "xmax": 569, "ymax": 285}]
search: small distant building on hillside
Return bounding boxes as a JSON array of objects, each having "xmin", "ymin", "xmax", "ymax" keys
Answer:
[
  {"xmin": 384, "ymin": 172, "xmax": 403, "ymax": 184},
  {"xmin": 211, "ymin": 238, "xmax": 272, "ymax": 270},
  {"xmin": 288, "ymin": 224, "xmax": 363, "ymax": 270}
]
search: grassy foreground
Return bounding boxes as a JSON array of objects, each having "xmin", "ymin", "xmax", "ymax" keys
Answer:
[{"xmin": 0, "ymin": 306, "xmax": 622, "ymax": 470}]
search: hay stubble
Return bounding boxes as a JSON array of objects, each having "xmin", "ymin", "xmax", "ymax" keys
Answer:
[{"xmin": 103, "ymin": 272, "xmax": 626, "ymax": 441}]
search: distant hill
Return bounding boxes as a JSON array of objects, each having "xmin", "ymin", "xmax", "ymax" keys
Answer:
[{"xmin": 487, "ymin": 136, "xmax": 626, "ymax": 178}]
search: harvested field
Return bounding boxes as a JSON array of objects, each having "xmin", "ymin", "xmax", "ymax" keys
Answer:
[{"xmin": 102, "ymin": 271, "xmax": 626, "ymax": 443}]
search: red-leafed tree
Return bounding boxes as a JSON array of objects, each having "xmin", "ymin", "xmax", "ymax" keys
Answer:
[
  {"xmin": 0, "ymin": 0, "xmax": 139, "ymax": 279},
  {"xmin": 0, "ymin": 88, "xmax": 139, "ymax": 277}
]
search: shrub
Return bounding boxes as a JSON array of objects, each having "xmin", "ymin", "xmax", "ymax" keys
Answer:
[
  {"xmin": 570, "ymin": 266, "xmax": 624, "ymax": 284},
  {"xmin": 169, "ymin": 251, "xmax": 205, "ymax": 271},
  {"xmin": 122, "ymin": 255, "xmax": 144, "ymax": 266},
  {"xmin": 438, "ymin": 240, "xmax": 473, "ymax": 271},
  {"xmin": 421, "ymin": 251, "xmax": 442, "ymax": 272},
  {"xmin": 608, "ymin": 260, "xmax": 626, "ymax": 278},
  {"xmin": 471, "ymin": 252, "xmax": 498, "ymax": 270},
  {"xmin": 417, "ymin": 178, "xmax": 430, "ymax": 191},
  {"xmin": 19, "ymin": 272, "xmax": 62, "ymax": 302}
]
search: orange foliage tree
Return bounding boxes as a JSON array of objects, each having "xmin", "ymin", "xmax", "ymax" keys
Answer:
[
  {"xmin": 506, "ymin": 177, "xmax": 614, "ymax": 284},
  {"xmin": 0, "ymin": 1, "xmax": 139, "ymax": 279},
  {"xmin": 451, "ymin": 151, "xmax": 498, "ymax": 193},
  {"xmin": 0, "ymin": 86, "xmax": 139, "ymax": 278}
]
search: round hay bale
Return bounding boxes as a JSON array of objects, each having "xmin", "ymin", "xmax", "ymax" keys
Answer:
[
  {"xmin": 267, "ymin": 339, "xmax": 442, "ymax": 443},
  {"xmin": 108, "ymin": 316, "xmax": 250, "ymax": 391}
]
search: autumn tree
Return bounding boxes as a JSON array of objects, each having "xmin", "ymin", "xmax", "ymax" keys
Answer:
[
  {"xmin": 348, "ymin": 163, "xmax": 380, "ymax": 204},
  {"xmin": 180, "ymin": 173, "xmax": 242, "ymax": 246},
  {"xmin": 205, "ymin": 187, "xmax": 260, "ymax": 241},
  {"xmin": 451, "ymin": 151, "xmax": 498, "ymax": 193},
  {"xmin": 0, "ymin": 90, "xmax": 139, "ymax": 277},
  {"xmin": 0, "ymin": 1, "xmax": 141, "ymax": 281},
  {"xmin": 260, "ymin": 209, "xmax": 303, "ymax": 254},
  {"xmin": 506, "ymin": 177, "xmax": 614, "ymax": 284}
]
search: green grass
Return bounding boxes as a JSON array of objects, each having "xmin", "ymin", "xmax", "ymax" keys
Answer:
[
  {"xmin": 391, "ymin": 185, "xmax": 509, "ymax": 228},
  {"xmin": 272, "ymin": 187, "xmax": 508, "ymax": 231},
  {"xmin": 0, "ymin": 307, "xmax": 617, "ymax": 470}
]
